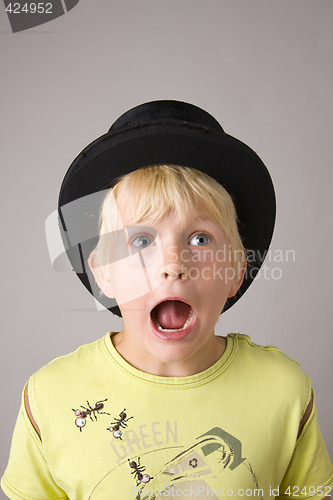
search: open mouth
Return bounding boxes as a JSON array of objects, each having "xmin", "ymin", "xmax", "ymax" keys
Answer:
[{"xmin": 150, "ymin": 299, "xmax": 196, "ymax": 333}]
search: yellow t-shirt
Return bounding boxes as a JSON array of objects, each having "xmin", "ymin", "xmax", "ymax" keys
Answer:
[{"xmin": 1, "ymin": 333, "xmax": 333, "ymax": 499}]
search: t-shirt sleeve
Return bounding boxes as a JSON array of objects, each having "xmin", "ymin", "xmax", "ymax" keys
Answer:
[
  {"xmin": 278, "ymin": 394, "xmax": 333, "ymax": 499},
  {"xmin": 1, "ymin": 385, "xmax": 68, "ymax": 500}
]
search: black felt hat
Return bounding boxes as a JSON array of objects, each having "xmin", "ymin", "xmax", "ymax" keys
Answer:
[{"xmin": 58, "ymin": 100, "xmax": 276, "ymax": 316}]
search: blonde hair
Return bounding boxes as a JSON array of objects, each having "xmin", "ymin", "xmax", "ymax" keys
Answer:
[{"xmin": 95, "ymin": 165, "xmax": 245, "ymax": 275}]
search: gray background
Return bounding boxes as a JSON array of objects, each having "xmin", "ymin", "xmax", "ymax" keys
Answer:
[{"xmin": 1, "ymin": 0, "xmax": 332, "ymax": 492}]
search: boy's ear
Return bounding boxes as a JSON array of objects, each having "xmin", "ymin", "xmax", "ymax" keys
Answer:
[
  {"xmin": 228, "ymin": 262, "xmax": 247, "ymax": 298},
  {"xmin": 88, "ymin": 249, "xmax": 115, "ymax": 299}
]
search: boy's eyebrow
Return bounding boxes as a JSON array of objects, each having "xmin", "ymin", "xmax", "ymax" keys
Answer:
[
  {"xmin": 126, "ymin": 216, "xmax": 219, "ymax": 227},
  {"xmin": 125, "ymin": 226, "xmax": 158, "ymax": 237}
]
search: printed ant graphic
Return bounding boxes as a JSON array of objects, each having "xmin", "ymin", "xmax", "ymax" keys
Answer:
[
  {"xmin": 107, "ymin": 408, "xmax": 133, "ymax": 439},
  {"xmin": 128, "ymin": 457, "xmax": 153, "ymax": 485},
  {"xmin": 72, "ymin": 399, "xmax": 110, "ymax": 431}
]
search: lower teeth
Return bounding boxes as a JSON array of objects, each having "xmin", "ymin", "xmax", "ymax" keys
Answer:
[
  {"xmin": 157, "ymin": 326, "xmax": 183, "ymax": 332},
  {"xmin": 157, "ymin": 310, "xmax": 195, "ymax": 332}
]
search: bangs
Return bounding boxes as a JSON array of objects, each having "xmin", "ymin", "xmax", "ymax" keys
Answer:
[{"xmin": 112, "ymin": 165, "xmax": 234, "ymax": 231}]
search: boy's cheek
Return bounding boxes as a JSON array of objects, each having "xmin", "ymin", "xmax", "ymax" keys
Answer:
[
  {"xmin": 108, "ymin": 254, "xmax": 151, "ymax": 304},
  {"xmin": 108, "ymin": 248, "xmax": 165, "ymax": 305},
  {"xmin": 189, "ymin": 263, "xmax": 237, "ymax": 284}
]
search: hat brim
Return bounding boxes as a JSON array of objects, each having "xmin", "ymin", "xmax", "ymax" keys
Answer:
[{"xmin": 59, "ymin": 110, "xmax": 276, "ymax": 316}]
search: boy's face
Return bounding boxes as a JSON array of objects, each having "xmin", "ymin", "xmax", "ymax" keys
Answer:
[{"xmin": 93, "ymin": 207, "xmax": 244, "ymax": 376}]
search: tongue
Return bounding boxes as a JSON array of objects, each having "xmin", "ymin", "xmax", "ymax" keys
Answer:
[{"xmin": 155, "ymin": 301, "xmax": 191, "ymax": 329}]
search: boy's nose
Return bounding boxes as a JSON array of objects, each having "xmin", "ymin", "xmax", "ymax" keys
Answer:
[
  {"xmin": 162, "ymin": 264, "xmax": 188, "ymax": 281},
  {"xmin": 161, "ymin": 246, "xmax": 189, "ymax": 281}
]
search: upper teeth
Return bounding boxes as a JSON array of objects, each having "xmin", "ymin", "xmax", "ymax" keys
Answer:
[{"xmin": 157, "ymin": 309, "xmax": 196, "ymax": 332}]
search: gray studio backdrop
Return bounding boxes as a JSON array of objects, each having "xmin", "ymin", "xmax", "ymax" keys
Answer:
[{"xmin": 1, "ymin": 0, "xmax": 332, "ymax": 490}]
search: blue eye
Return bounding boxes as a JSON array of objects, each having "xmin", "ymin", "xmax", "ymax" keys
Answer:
[
  {"xmin": 189, "ymin": 234, "xmax": 211, "ymax": 246},
  {"xmin": 131, "ymin": 234, "xmax": 154, "ymax": 248}
]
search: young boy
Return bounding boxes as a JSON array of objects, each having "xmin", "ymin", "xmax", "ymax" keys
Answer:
[{"xmin": 1, "ymin": 101, "xmax": 332, "ymax": 499}]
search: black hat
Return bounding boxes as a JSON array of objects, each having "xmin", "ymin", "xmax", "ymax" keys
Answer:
[{"xmin": 59, "ymin": 100, "xmax": 276, "ymax": 316}]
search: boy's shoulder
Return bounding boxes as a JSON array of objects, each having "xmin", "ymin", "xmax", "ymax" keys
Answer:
[
  {"xmin": 30, "ymin": 334, "xmax": 110, "ymax": 386},
  {"xmin": 229, "ymin": 333, "xmax": 311, "ymax": 393},
  {"xmin": 230, "ymin": 332, "xmax": 304, "ymax": 367}
]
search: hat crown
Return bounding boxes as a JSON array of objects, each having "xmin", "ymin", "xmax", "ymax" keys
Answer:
[{"xmin": 109, "ymin": 100, "xmax": 224, "ymax": 134}]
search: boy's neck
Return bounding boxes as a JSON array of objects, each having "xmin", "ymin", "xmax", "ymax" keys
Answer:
[{"xmin": 111, "ymin": 331, "xmax": 226, "ymax": 377}]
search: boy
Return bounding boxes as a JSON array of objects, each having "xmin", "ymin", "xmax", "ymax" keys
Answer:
[{"xmin": 1, "ymin": 101, "xmax": 332, "ymax": 499}]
